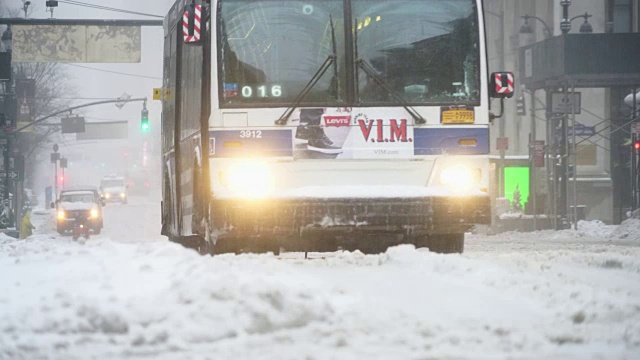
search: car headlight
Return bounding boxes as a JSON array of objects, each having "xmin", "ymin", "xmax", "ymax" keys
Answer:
[
  {"xmin": 90, "ymin": 208, "xmax": 99, "ymax": 219},
  {"xmin": 57, "ymin": 210, "xmax": 65, "ymax": 220},
  {"xmin": 439, "ymin": 166, "xmax": 481, "ymax": 193},
  {"xmin": 105, "ymin": 193, "xmax": 111, "ymax": 199},
  {"xmin": 223, "ymin": 160, "xmax": 273, "ymax": 197},
  {"xmin": 120, "ymin": 193, "xmax": 126, "ymax": 198}
]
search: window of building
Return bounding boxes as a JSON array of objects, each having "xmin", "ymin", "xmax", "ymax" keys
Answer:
[{"xmin": 607, "ymin": 0, "xmax": 632, "ymax": 32}]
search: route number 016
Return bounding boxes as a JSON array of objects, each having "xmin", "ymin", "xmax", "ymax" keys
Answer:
[{"xmin": 241, "ymin": 85, "xmax": 282, "ymax": 98}]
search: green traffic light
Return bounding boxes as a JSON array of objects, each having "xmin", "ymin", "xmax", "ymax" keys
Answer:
[{"xmin": 141, "ymin": 108, "xmax": 149, "ymax": 132}]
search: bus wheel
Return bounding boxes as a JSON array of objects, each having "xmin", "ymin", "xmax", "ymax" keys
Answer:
[
  {"xmin": 412, "ymin": 233, "xmax": 464, "ymax": 254},
  {"xmin": 195, "ymin": 216, "xmax": 212, "ymax": 256},
  {"xmin": 198, "ymin": 238, "xmax": 213, "ymax": 256}
]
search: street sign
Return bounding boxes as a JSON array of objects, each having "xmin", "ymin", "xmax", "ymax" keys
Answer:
[
  {"xmin": 61, "ymin": 116, "xmax": 86, "ymax": 133},
  {"xmin": 568, "ymin": 123, "xmax": 596, "ymax": 137},
  {"xmin": 0, "ymin": 171, "xmax": 20, "ymax": 180},
  {"xmin": 115, "ymin": 93, "xmax": 132, "ymax": 109},
  {"xmin": 12, "ymin": 25, "xmax": 142, "ymax": 63},
  {"xmin": 51, "ymin": 152, "xmax": 60, "ymax": 163},
  {"xmin": 533, "ymin": 140, "xmax": 545, "ymax": 168},
  {"xmin": 153, "ymin": 88, "xmax": 162, "ymax": 100},
  {"xmin": 632, "ymin": 122, "xmax": 640, "ymax": 135},
  {"xmin": 0, "ymin": 156, "xmax": 16, "ymax": 172},
  {"xmin": 496, "ymin": 137, "xmax": 509, "ymax": 151},
  {"xmin": 551, "ymin": 92, "xmax": 581, "ymax": 114},
  {"xmin": 59, "ymin": 158, "xmax": 68, "ymax": 168},
  {"xmin": 16, "ymin": 79, "xmax": 36, "ymax": 99},
  {"xmin": 76, "ymin": 122, "xmax": 128, "ymax": 140}
]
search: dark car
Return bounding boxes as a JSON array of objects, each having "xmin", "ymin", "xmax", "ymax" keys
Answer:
[{"xmin": 52, "ymin": 189, "xmax": 104, "ymax": 235}]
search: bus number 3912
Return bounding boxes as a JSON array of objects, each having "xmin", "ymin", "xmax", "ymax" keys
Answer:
[{"xmin": 239, "ymin": 130, "xmax": 262, "ymax": 138}]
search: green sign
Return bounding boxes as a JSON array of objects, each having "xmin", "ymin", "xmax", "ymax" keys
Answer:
[{"xmin": 504, "ymin": 167, "xmax": 529, "ymax": 211}]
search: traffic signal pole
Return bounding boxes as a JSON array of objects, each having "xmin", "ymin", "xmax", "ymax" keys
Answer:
[{"xmin": 11, "ymin": 97, "xmax": 147, "ymax": 134}]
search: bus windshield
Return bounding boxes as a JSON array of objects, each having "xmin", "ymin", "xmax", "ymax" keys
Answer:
[
  {"xmin": 353, "ymin": 0, "xmax": 479, "ymax": 105},
  {"xmin": 220, "ymin": 0, "xmax": 346, "ymax": 107},
  {"xmin": 218, "ymin": 0, "xmax": 480, "ymax": 108}
]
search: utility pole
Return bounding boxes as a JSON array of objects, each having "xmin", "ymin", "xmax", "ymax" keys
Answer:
[
  {"xmin": 52, "ymin": 144, "xmax": 59, "ymax": 198},
  {"xmin": 0, "ymin": 25, "xmax": 14, "ymax": 229}
]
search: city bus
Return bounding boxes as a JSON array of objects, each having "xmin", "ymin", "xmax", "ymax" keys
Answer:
[{"xmin": 161, "ymin": 0, "xmax": 513, "ymax": 254}]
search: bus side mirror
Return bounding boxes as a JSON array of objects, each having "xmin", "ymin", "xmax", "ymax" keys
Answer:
[{"xmin": 489, "ymin": 72, "xmax": 515, "ymax": 99}]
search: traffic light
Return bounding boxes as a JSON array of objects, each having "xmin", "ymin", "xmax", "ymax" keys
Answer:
[
  {"xmin": 141, "ymin": 109, "xmax": 149, "ymax": 132},
  {"xmin": 634, "ymin": 140, "xmax": 640, "ymax": 155},
  {"xmin": 516, "ymin": 95, "xmax": 526, "ymax": 116}
]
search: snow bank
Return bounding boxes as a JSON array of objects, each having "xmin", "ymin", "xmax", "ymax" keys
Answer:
[
  {"xmin": 608, "ymin": 219, "xmax": 640, "ymax": 242},
  {"xmin": 576, "ymin": 220, "xmax": 617, "ymax": 238},
  {"xmin": 0, "ymin": 237, "xmax": 338, "ymax": 359},
  {"xmin": 1, "ymin": 211, "xmax": 639, "ymax": 359}
]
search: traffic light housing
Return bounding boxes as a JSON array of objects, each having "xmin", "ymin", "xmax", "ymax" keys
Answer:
[
  {"xmin": 634, "ymin": 140, "xmax": 640, "ymax": 155},
  {"xmin": 516, "ymin": 94, "xmax": 526, "ymax": 116},
  {"xmin": 141, "ymin": 109, "xmax": 149, "ymax": 132}
]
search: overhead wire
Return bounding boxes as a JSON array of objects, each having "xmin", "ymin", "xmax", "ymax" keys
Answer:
[
  {"xmin": 56, "ymin": 0, "xmax": 164, "ymax": 18},
  {"xmin": 63, "ymin": 63, "xmax": 162, "ymax": 80}
]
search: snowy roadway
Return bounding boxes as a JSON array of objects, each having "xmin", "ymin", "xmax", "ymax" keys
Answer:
[{"xmin": 1, "ymin": 196, "xmax": 639, "ymax": 359}]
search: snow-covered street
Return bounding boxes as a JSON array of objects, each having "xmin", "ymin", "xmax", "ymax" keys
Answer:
[{"xmin": 1, "ymin": 197, "xmax": 639, "ymax": 359}]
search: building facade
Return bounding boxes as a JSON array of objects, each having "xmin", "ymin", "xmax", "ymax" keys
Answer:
[{"xmin": 484, "ymin": 0, "xmax": 639, "ymax": 225}]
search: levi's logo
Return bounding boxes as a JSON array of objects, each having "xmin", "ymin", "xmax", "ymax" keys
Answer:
[
  {"xmin": 358, "ymin": 119, "xmax": 413, "ymax": 143},
  {"xmin": 324, "ymin": 115, "xmax": 351, "ymax": 127}
]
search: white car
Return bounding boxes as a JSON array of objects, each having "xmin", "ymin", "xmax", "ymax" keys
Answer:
[
  {"xmin": 100, "ymin": 176, "xmax": 128, "ymax": 204},
  {"xmin": 53, "ymin": 189, "xmax": 103, "ymax": 235}
]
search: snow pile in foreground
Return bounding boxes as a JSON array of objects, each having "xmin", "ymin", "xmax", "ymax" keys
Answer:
[
  {"xmin": 576, "ymin": 220, "xmax": 617, "ymax": 238},
  {"xmin": 1, "ymin": 236, "xmax": 639, "ymax": 359},
  {"xmin": 607, "ymin": 219, "xmax": 640, "ymax": 242},
  {"xmin": 2, "ymin": 207, "xmax": 640, "ymax": 360},
  {"xmin": 0, "ymin": 237, "xmax": 338, "ymax": 359}
]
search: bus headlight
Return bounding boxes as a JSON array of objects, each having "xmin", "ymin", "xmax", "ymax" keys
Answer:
[
  {"xmin": 90, "ymin": 208, "xmax": 99, "ymax": 219},
  {"xmin": 57, "ymin": 210, "xmax": 66, "ymax": 220},
  {"xmin": 120, "ymin": 193, "xmax": 126, "ymax": 198},
  {"xmin": 105, "ymin": 193, "xmax": 111, "ymax": 199},
  {"xmin": 439, "ymin": 166, "xmax": 481, "ymax": 193},
  {"xmin": 224, "ymin": 160, "xmax": 273, "ymax": 197}
]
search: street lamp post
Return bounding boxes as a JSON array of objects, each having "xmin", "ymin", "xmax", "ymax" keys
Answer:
[
  {"xmin": 520, "ymin": 11, "xmax": 593, "ymax": 39},
  {"xmin": 520, "ymin": 15, "xmax": 553, "ymax": 39},
  {"xmin": 571, "ymin": 13, "xmax": 593, "ymax": 33},
  {"xmin": 0, "ymin": 26, "xmax": 12, "ymax": 229},
  {"xmin": 560, "ymin": 0, "xmax": 572, "ymax": 34}
]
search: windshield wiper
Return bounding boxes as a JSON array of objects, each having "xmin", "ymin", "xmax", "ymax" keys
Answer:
[
  {"xmin": 355, "ymin": 58, "xmax": 426, "ymax": 124},
  {"xmin": 275, "ymin": 15, "xmax": 339, "ymax": 126},
  {"xmin": 329, "ymin": 15, "xmax": 340, "ymax": 101},
  {"xmin": 353, "ymin": 19, "xmax": 425, "ymax": 125},
  {"xmin": 274, "ymin": 55, "xmax": 335, "ymax": 125}
]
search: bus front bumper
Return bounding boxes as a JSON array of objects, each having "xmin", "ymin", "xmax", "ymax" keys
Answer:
[{"xmin": 211, "ymin": 195, "xmax": 490, "ymax": 237}]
